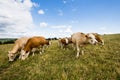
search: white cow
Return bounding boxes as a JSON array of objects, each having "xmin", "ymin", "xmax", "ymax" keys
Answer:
[
  {"xmin": 71, "ymin": 32, "xmax": 98, "ymax": 58},
  {"xmin": 8, "ymin": 37, "xmax": 29, "ymax": 61}
]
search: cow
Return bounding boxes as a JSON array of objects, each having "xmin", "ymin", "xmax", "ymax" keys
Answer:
[
  {"xmin": 20, "ymin": 36, "xmax": 50, "ymax": 60},
  {"xmin": 71, "ymin": 32, "xmax": 98, "ymax": 58},
  {"xmin": 87, "ymin": 33, "xmax": 104, "ymax": 45},
  {"xmin": 58, "ymin": 37, "xmax": 73, "ymax": 49},
  {"xmin": 8, "ymin": 37, "xmax": 30, "ymax": 61}
]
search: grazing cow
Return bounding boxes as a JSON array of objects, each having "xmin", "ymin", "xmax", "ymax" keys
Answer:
[
  {"xmin": 8, "ymin": 37, "xmax": 29, "ymax": 61},
  {"xmin": 58, "ymin": 37, "xmax": 72, "ymax": 49},
  {"xmin": 88, "ymin": 33, "xmax": 104, "ymax": 45},
  {"xmin": 20, "ymin": 36, "xmax": 49, "ymax": 60},
  {"xmin": 71, "ymin": 32, "xmax": 98, "ymax": 58}
]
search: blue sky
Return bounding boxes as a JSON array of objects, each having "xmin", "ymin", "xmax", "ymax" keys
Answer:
[{"xmin": 0, "ymin": 0, "xmax": 120, "ymax": 38}]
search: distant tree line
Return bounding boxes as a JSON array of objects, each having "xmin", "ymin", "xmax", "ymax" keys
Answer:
[
  {"xmin": 0, "ymin": 38, "xmax": 17, "ymax": 44},
  {"xmin": 46, "ymin": 37, "xmax": 58, "ymax": 40}
]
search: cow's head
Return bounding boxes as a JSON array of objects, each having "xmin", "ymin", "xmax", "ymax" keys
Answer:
[
  {"xmin": 86, "ymin": 33, "xmax": 98, "ymax": 45},
  {"xmin": 8, "ymin": 51, "xmax": 17, "ymax": 61},
  {"xmin": 45, "ymin": 40, "xmax": 52, "ymax": 48},
  {"xmin": 20, "ymin": 50, "xmax": 29, "ymax": 60},
  {"xmin": 46, "ymin": 40, "xmax": 50, "ymax": 45}
]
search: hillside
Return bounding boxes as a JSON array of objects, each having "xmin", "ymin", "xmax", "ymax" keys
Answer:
[{"xmin": 0, "ymin": 34, "xmax": 120, "ymax": 80}]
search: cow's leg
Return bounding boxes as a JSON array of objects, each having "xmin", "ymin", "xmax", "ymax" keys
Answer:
[
  {"xmin": 81, "ymin": 47, "xmax": 84, "ymax": 55},
  {"xmin": 19, "ymin": 54, "xmax": 22, "ymax": 59},
  {"xmin": 39, "ymin": 47, "xmax": 42, "ymax": 54},
  {"xmin": 72, "ymin": 43, "xmax": 76, "ymax": 51},
  {"xmin": 45, "ymin": 45, "xmax": 49, "ymax": 48},
  {"xmin": 61, "ymin": 44, "xmax": 63, "ymax": 49},
  {"xmin": 65, "ymin": 44, "xmax": 69, "ymax": 50},
  {"xmin": 31, "ymin": 48, "xmax": 37, "ymax": 56},
  {"xmin": 39, "ymin": 48, "xmax": 42, "ymax": 54},
  {"xmin": 37, "ymin": 46, "xmax": 41, "ymax": 54},
  {"xmin": 39, "ymin": 52, "xmax": 42, "ymax": 54},
  {"xmin": 58, "ymin": 41, "xmax": 60, "ymax": 47},
  {"xmin": 32, "ymin": 52, "xmax": 35, "ymax": 56},
  {"xmin": 19, "ymin": 50, "xmax": 22, "ymax": 59},
  {"xmin": 62, "ymin": 44, "xmax": 64, "ymax": 49},
  {"xmin": 76, "ymin": 43, "xmax": 80, "ymax": 58},
  {"xmin": 39, "ymin": 46, "xmax": 44, "ymax": 54},
  {"xmin": 41, "ymin": 46, "xmax": 45, "ymax": 53},
  {"xmin": 101, "ymin": 40, "xmax": 104, "ymax": 45}
]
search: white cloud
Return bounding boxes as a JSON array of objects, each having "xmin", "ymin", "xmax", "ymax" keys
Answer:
[
  {"xmin": 0, "ymin": 0, "xmax": 36, "ymax": 38},
  {"xmin": 23, "ymin": 0, "xmax": 33, "ymax": 8},
  {"xmin": 38, "ymin": 9, "xmax": 45, "ymax": 14},
  {"xmin": 40, "ymin": 22, "xmax": 48, "ymax": 27}
]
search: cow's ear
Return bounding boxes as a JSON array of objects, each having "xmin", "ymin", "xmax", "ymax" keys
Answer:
[{"xmin": 85, "ymin": 35, "xmax": 88, "ymax": 38}]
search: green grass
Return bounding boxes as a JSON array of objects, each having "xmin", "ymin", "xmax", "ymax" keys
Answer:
[{"xmin": 0, "ymin": 34, "xmax": 120, "ymax": 80}]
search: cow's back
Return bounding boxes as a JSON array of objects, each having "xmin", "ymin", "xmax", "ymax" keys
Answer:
[
  {"xmin": 25, "ymin": 36, "xmax": 46, "ymax": 49},
  {"xmin": 71, "ymin": 32, "xmax": 86, "ymax": 44},
  {"xmin": 13, "ymin": 37, "xmax": 29, "ymax": 50},
  {"xmin": 16, "ymin": 37, "xmax": 29, "ymax": 47}
]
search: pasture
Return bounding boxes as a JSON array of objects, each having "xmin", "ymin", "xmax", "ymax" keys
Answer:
[{"xmin": 0, "ymin": 34, "xmax": 120, "ymax": 80}]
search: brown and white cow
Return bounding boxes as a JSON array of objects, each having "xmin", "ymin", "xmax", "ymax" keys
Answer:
[
  {"xmin": 8, "ymin": 37, "xmax": 29, "ymax": 61},
  {"xmin": 58, "ymin": 37, "xmax": 72, "ymax": 49},
  {"xmin": 87, "ymin": 33, "xmax": 104, "ymax": 45},
  {"xmin": 71, "ymin": 32, "xmax": 98, "ymax": 58},
  {"xmin": 20, "ymin": 36, "xmax": 50, "ymax": 60}
]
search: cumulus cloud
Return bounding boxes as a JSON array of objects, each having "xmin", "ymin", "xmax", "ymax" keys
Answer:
[
  {"xmin": 38, "ymin": 9, "xmax": 45, "ymax": 14},
  {"xmin": 0, "ymin": 0, "xmax": 36, "ymax": 38},
  {"xmin": 40, "ymin": 22, "xmax": 48, "ymax": 27}
]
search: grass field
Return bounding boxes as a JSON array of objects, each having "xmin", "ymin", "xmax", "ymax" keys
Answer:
[{"xmin": 0, "ymin": 34, "xmax": 120, "ymax": 80}]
